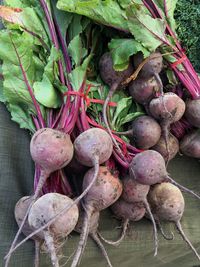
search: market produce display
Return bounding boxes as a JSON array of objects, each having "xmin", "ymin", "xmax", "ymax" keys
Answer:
[{"xmin": 0, "ymin": 0, "xmax": 200, "ymax": 266}]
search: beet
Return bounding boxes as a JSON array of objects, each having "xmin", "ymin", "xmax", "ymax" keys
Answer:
[
  {"xmin": 122, "ymin": 177, "xmax": 150, "ymax": 203},
  {"xmin": 111, "ymin": 198, "xmax": 145, "ymax": 221},
  {"xmin": 185, "ymin": 99, "xmax": 200, "ymax": 128},
  {"xmin": 71, "ymin": 166, "xmax": 122, "ymax": 267},
  {"xmin": 148, "ymin": 183, "xmax": 200, "ymax": 260},
  {"xmin": 15, "ymin": 196, "xmax": 42, "ymax": 267},
  {"xmin": 149, "ymin": 93, "xmax": 185, "ymax": 165},
  {"xmin": 134, "ymin": 52, "xmax": 163, "ymax": 79},
  {"xmin": 74, "ymin": 128, "xmax": 113, "ymax": 167},
  {"xmin": 152, "ymin": 133, "xmax": 179, "ymax": 162},
  {"xmin": 180, "ymin": 130, "xmax": 200, "ymax": 158},
  {"xmin": 149, "ymin": 93, "xmax": 186, "ymax": 124},
  {"xmin": 129, "ymin": 150, "xmax": 167, "ymax": 185},
  {"xmin": 99, "ymin": 52, "xmax": 133, "ymax": 88},
  {"xmin": 99, "ymin": 198, "xmax": 145, "ymax": 247},
  {"xmin": 131, "ymin": 115, "xmax": 161, "ymax": 149},
  {"xmin": 116, "ymin": 115, "xmax": 161, "ymax": 150},
  {"xmin": 129, "ymin": 76, "xmax": 158, "ymax": 105},
  {"xmin": 28, "ymin": 193, "xmax": 79, "ymax": 267},
  {"xmin": 121, "ymin": 176, "xmax": 158, "ymax": 255}
]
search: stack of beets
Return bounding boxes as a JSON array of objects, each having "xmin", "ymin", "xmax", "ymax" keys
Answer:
[{"xmin": 5, "ymin": 49, "xmax": 200, "ymax": 267}]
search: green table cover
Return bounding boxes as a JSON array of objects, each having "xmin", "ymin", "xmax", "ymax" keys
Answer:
[{"xmin": 0, "ymin": 102, "xmax": 200, "ymax": 267}]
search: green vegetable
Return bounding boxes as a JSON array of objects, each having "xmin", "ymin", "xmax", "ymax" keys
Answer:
[{"xmin": 175, "ymin": 0, "xmax": 200, "ymax": 73}]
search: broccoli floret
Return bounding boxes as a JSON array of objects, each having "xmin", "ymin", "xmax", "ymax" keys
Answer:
[{"xmin": 175, "ymin": 0, "xmax": 200, "ymax": 73}]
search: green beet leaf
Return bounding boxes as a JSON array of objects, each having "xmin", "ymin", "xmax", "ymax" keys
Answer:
[
  {"xmin": 108, "ymin": 38, "xmax": 150, "ymax": 71},
  {"xmin": 57, "ymin": 0, "xmax": 129, "ymax": 32},
  {"xmin": 126, "ymin": 3, "xmax": 166, "ymax": 52}
]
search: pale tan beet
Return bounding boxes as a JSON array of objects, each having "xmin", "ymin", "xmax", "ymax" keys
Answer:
[
  {"xmin": 180, "ymin": 130, "xmax": 200, "ymax": 158},
  {"xmin": 152, "ymin": 133, "xmax": 179, "ymax": 162},
  {"xmin": 71, "ymin": 166, "xmax": 122, "ymax": 267},
  {"xmin": 83, "ymin": 166, "xmax": 123, "ymax": 211},
  {"xmin": 148, "ymin": 183, "xmax": 200, "ymax": 261},
  {"xmin": 28, "ymin": 193, "xmax": 79, "ymax": 267}
]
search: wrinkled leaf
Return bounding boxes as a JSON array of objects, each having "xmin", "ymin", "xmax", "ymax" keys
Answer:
[
  {"xmin": 108, "ymin": 38, "xmax": 150, "ymax": 70},
  {"xmin": 8, "ymin": 103, "xmax": 36, "ymax": 132},
  {"xmin": 127, "ymin": 3, "xmax": 166, "ymax": 52},
  {"xmin": 69, "ymin": 54, "xmax": 93, "ymax": 90},
  {"xmin": 33, "ymin": 76, "xmax": 61, "ymax": 108},
  {"xmin": 68, "ymin": 34, "xmax": 87, "ymax": 66},
  {"xmin": 112, "ymin": 96, "xmax": 132, "ymax": 127},
  {"xmin": 0, "ymin": 5, "xmax": 49, "ymax": 45},
  {"xmin": 57, "ymin": 0, "xmax": 129, "ymax": 32},
  {"xmin": 154, "ymin": 0, "xmax": 178, "ymax": 31}
]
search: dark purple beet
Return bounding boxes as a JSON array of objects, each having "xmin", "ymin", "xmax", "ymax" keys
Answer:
[
  {"xmin": 152, "ymin": 133, "xmax": 179, "ymax": 162},
  {"xmin": 185, "ymin": 99, "xmax": 200, "ymax": 128},
  {"xmin": 180, "ymin": 130, "xmax": 200, "ymax": 158},
  {"xmin": 134, "ymin": 52, "xmax": 163, "ymax": 79},
  {"xmin": 131, "ymin": 115, "xmax": 161, "ymax": 149},
  {"xmin": 99, "ymin": 52, "xmax": 133, "ymax": 87},
  {"xmin": 129, "ymin": 76, "xmax": 159, "ymax": 105}
]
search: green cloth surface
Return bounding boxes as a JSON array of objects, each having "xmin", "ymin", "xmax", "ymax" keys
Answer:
[{"xmin": 0, "ymin": 102, "xmax": 200, "ymax": 267}]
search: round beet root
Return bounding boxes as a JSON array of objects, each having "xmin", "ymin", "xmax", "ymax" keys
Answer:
[
  {"xmin": 83, "ymin": 166, "xmax": 122, "ymax": 211},
  {"xmin": 131, "ymin": 115, "xmax": 161, "ymax": 149},
  {"xmin": 129, "ymin": 150, "xmax": 167, "ymax": 185},
  {"xmin": 99, "ymin": 52, "xmax": 133, "ymax": 87},
  {"xmin": 122, "ymin": 176, "xmax": 150, "ymax": 203},
  {"xmin": 185, "ymin": 99, "xmax": 200, "ymax": 128},
  {"xmin": 74, "ymin": 128, "xmax": 113, "ymax": 167},
  {"xmin": 149, "ymin": 93, "xmax": 186, "ymax": 123},
  {"xmin": 129, "ymin": 76, "xmax": 158, "ymax": 105},
  {"xmin": 152, "ymin": 133, "xmax": 179, "ymax": 162},
  {"xmin": 30, "ymin": 128, "xmax": 74, "ymax": 173},
  {"xmin": 111, "ymin": 198, "xmax": 145, "ymax": 222},
  {"xmin": 134, "ymin": 52, "xmax": 163, "ymax": 79},
  {"xmin": 148, "ymin": 182, "xmax": 200, "ymax": 261},
  {"xmin": 180, "ymin": 130, "xmax": 200, "ymax": 158}
]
